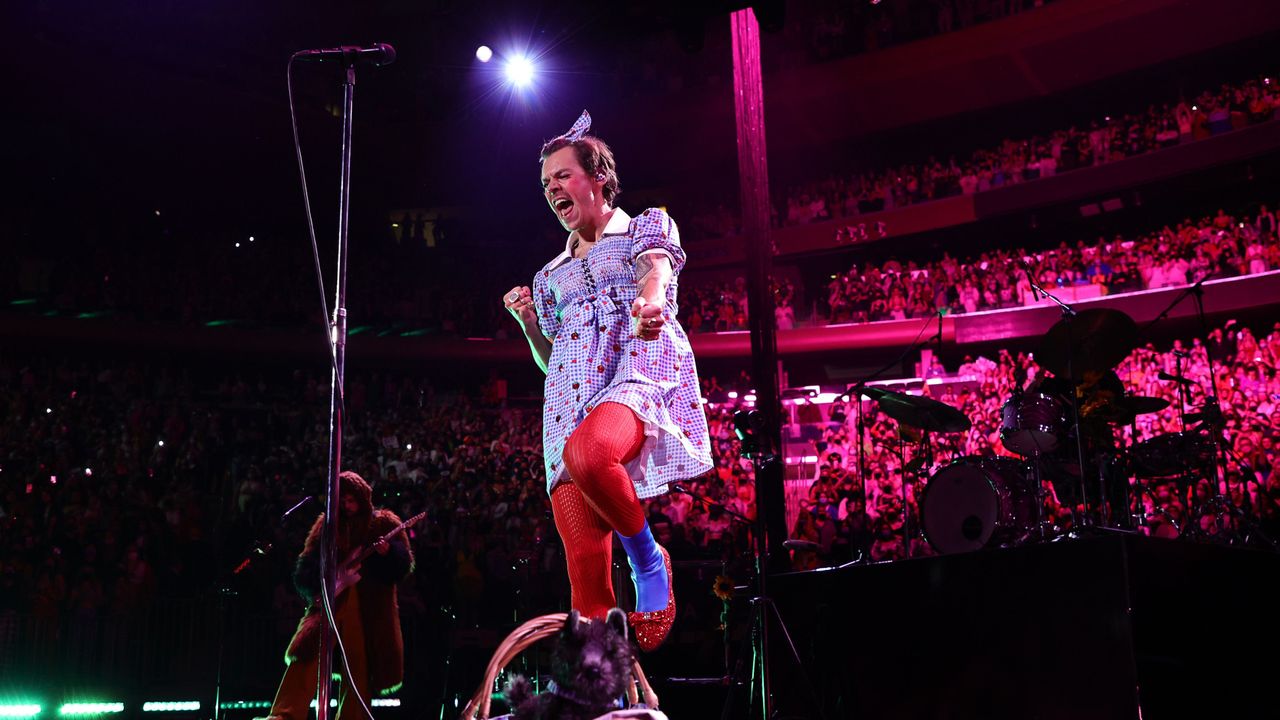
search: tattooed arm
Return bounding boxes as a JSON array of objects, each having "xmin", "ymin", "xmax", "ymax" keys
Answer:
[{"xmin": 631, "ymin": 252, "xmax": 673, "ymax": 341}]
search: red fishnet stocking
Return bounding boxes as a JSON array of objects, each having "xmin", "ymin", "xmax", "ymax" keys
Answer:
[
  {"xmin": 550, "ymin": 482, "xmax": 616, "ymax": 620},
  {"xmin": 561, "ymin": 402, "xmax": 647, "ymax": 536}
]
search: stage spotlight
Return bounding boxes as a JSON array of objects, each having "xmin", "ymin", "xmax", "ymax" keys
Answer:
[
  {"xmin": 504, "ymin": 55, "xmax": 535, "ymax": 87},
  {"xmin": 475, "ymin": 45, "xmax": 493, "ymax": 63}
]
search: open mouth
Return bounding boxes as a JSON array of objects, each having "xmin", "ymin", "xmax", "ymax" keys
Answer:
[{"xmin": 554, "ymin": 197, "xmax": 574, "ymax": 217}]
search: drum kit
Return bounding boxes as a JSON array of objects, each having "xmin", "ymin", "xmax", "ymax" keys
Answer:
[{"xmin": 851, "ymin": 307, "xmax": 1270, "ymax": 556}]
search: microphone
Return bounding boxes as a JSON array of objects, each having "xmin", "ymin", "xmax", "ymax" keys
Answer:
[
  {"xmin": 1157, "ymin": 371, "xmax": 1195, "ymax": 387},
  {"xmin": 292, "ymin": 43, "xmax": 397, "ymax": 67},
  {"xmin": 1019, "ymin": 259, "xmax": 1041, "ymax": 300}
]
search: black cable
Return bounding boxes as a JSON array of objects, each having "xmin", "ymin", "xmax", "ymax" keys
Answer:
[
  {"xmin": 286, "ymin": 56, "xmax": 348, "ymax": 403},
  {"xmin": 287, "ymin": 55, "xmax": 372, "ymax": 720}
]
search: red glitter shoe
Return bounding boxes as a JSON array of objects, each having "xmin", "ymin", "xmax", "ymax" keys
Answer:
[{"xmin": 627, "ymin": 545, "xmax": 675, "ymax": 652}]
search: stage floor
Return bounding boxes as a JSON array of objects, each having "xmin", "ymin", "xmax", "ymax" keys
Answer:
[{"xmin": 768, "ymin": 534, "xmax": 1279, "ymax": 720}]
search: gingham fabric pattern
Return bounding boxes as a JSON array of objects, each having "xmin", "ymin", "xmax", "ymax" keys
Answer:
[{"xmin": 533, "ymin": 207, "xmax": 714, "ymax": 499}]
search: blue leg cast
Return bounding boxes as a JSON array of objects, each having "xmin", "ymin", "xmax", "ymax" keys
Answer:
[{"xmin": 617, "ymin": 522, "xmax": 668, "ymax": 613}]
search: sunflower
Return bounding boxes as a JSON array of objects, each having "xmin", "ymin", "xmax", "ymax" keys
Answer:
[{"xmin": 712, "ymin": 574, "xmax": 736, "ymax": 602}]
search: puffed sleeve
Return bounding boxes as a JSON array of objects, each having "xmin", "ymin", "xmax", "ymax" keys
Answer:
[
  {"xmin": 630, "ymin": 207, "xmax": 686, "ymax": 275},
  {"xmin": 532, "ymin": 266, "xmax": 562, "ymax": 339}
]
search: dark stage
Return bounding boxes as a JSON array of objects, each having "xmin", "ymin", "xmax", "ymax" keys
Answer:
[{"xmin": 767, "ymin": 535, "xmax": 1279, "ymax": 720}]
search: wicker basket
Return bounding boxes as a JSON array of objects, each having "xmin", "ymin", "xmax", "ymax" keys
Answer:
[{"xmin": 458, "ymin": 612, "xmax": 660, "ymax": 720}]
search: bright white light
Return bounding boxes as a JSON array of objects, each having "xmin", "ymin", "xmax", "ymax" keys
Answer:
[
  {"xmin": 235, "ymin": 242, "xmax": 241, "ymax": 248},
  {"xmin": 158, "ymin": 440, "xmax": 165, "ymax": 447},
  {"xmin": 85, "ymin": 468, "xmax": 93, "ymax": 477},
  {"xmin": 46, "ymin": 408, "xmax": 52, "ymax": 414},
  {"xmin": 405, "ymin": 443, "xmax": 413, "ymax": 450},
  {"xmin": 249, "ymin": 236, "xmax": 255, "ymax": 242},
  {"xmin": 475, "ymin": 45, "xmax": 493, "ymax": 63},
  {"xmin": 504, "ymin": 56, "xmax": 535, "ymax": 87},
  {"xmin": 372, "ymin": 699, "xmax": 401, "ymax": 708},
  {"xmin": 728, "ymin": 391, "xmax": 739, "ymax": 399},
  {"xmin": 142, "ymin": 701, "xmax": 201, "ymax": 712}
]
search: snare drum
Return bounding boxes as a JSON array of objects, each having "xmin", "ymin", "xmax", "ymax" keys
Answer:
[
  {"xmin": 921, "ymin": 456, "xmax": 1037, "ymax": 554},
  {"xmin": 1000, "ymin": 391, "xmax": 1067, "ymax": 456}
]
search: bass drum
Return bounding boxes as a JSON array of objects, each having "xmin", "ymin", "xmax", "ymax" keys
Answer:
[{"xmin": 921, "ymin": 456, "xmax": 1038, "ymax": 554}]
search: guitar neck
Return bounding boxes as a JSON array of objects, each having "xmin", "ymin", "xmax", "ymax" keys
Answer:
[{"xmin": 351, "ymin": 511, "xmax": 426, "ymax": 564}]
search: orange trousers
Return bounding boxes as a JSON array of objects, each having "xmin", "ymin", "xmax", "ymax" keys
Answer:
[{"xmin": 267, "ymin": 588, "xmax": 371, "ymax": 720}]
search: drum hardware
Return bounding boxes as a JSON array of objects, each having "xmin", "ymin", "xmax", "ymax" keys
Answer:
[
  {"xmin": 1134, "ymin": 275, "xmax": 1275, "ymax": 551},
  {"xmin": 853, "ymin": 385, "xmax": 971, "ymax": 557},
  {"xmin": 1031, "ymin": 269, "xmax": 1137, "ymax": 533}
]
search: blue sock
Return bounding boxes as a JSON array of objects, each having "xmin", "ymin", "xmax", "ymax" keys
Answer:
[{"xmin": 617, "ymin": 522, "xmax": 667, "ymax": 613}]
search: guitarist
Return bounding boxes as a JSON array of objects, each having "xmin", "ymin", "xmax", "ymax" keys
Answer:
[{"xmin": 260, "ymin": 471, "xmax": 414, "ymax": 720}]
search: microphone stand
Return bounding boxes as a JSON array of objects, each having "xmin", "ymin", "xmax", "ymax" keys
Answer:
[
  {"xmin": 1022, "ymin": 271, "xmax": 1096, "ymax": 532},
  {"xmin": 717, "ymin": 414, "xmax": 827, "ymax": 720},
  {"xmin": 212, "ymin": 496, "xmax": 313, "ymax": 720},
  {"xmin": 1185, "ymin": 283, "xmax": 1272, "ymax": 547},
  {"xmin": 318, "ymin": 60, "xmax": 357, "ymax": 720}
]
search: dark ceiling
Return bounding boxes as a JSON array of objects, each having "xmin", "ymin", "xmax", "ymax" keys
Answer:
[{"xmin": 7, "ymin": 0, "xmax": 751, "ymax": 238}]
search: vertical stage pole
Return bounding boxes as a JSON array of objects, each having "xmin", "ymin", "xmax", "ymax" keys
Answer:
[
  {"xmin": 731, "ymin": 8, "xmax": 785, "ymax": 718},
  {"xmin": 730, "ymin": 8, "xmax": 786, "ymax": 564}
]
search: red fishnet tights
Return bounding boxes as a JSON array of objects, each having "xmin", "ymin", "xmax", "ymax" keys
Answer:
[{"xmin": 551, "ymin": 402, "xmax": 648, "ymax": 619}]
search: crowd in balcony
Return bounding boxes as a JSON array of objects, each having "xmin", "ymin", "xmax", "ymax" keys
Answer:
[{"xmin": 677, "ymin": 199, "xmax": 1279, "ymax": 331}]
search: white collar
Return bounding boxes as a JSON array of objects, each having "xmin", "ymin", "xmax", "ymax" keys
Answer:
[{"xmin": 548, "ymin": 208, "xmax": 632, "ymax": 267}]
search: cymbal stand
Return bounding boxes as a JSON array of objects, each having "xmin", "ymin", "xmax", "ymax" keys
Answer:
[
  {"xmin": 842, "ymin": 311, "xmax": 949, "ymax": 560},
  {"xmin": 1024, "ymin": 274, "xmax": 1095, "ymax": 530},
  {"xmin": 1187, "ymin": 284, "xmax": 1255, "ymax": 544},
  {"xmin": 854, "ymin": 388, "xmax": 870, "ymax": 562}
]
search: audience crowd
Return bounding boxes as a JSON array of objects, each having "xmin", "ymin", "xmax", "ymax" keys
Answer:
[
  {"xmin": 2, "ymin": 315, "xmax": 1277, "ymax": 640},
  {"xmin": 677, "ymin": 199, "xmax": 1279, "ymax": 331},
  {"xmin": 765, "ymin": 70, "xmax": 1280, "ymax": 230}
]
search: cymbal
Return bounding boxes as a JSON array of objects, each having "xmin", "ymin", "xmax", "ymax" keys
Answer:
[
  {"xmin": 861, "ymin": 387, "xmax": 972, "ymax": 433},
  {"xmin": 1036, "ymin": 308, "xmax": 1137, "ymax": 380},
  {"xmin": 1093, "ymin": 395, "xmax": 1171, "ymax": 424}
]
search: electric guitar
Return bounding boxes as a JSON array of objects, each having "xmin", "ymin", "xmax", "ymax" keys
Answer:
[{"xmin": 332, "ymin": 511, "xmax": 427, "ymax": 598}]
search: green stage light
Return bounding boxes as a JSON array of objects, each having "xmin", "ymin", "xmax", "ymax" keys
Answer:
[
  {"xmin": 371, "ymin": 698, "xmax": 401, "ymax": 707},
  {"xmin": 0, "ymin": 705, "xmax": 41, "ymax": 718},
  {"xmin": 8, "ymin": 299, "xmax": 38, "ymax": 306},
  {"xmin": 142, "ymin": 702, "xmax": 200, "ymax": 712},
  {"xmin": 58, "ymin": 703, "xmax": 123, "ymax": 716},
  {"xmin": 217, "ymin": 701, "xmax": 271, "ymax": 711}
]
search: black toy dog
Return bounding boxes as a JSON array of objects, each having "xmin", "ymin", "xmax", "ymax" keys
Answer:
[{"xmin": 504, "ymin": 608, "xmax": 634, "ymax": 720}]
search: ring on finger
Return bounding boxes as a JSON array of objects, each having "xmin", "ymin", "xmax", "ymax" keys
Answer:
[{"xmin": 506, "ymin": 292, "xmax": 520, "ymax": 303}]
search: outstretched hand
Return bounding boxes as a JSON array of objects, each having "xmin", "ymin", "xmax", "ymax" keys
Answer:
[{"xmin": 632, "ymin": 297, "xmax": 665, "ymax": 341}]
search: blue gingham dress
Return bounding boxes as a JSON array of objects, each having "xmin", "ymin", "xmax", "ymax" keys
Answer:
[{"xmin": 534, "ymin": 207, "xmax": 714, "ymax": 499}]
